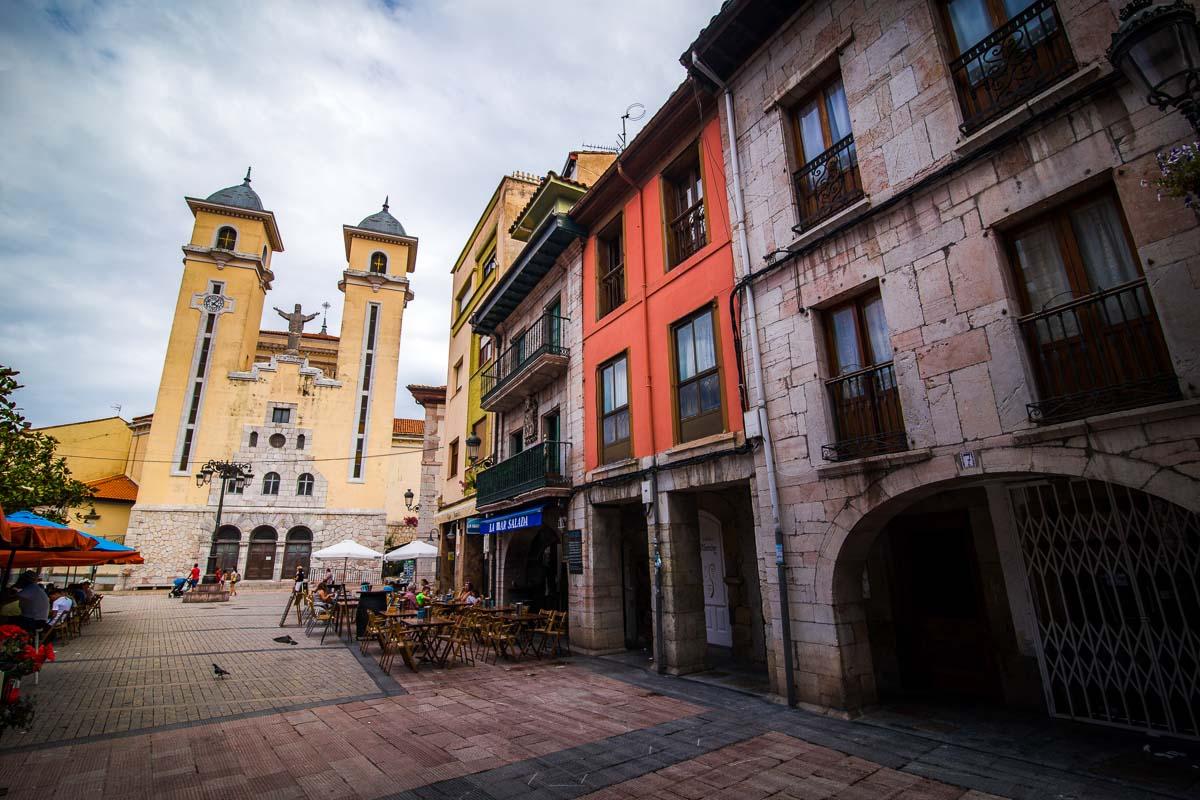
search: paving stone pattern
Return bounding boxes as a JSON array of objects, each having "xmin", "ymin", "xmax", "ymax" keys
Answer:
[{"xmin": 0, "ymin": 592, "xmax": 1189, "ymax": 799}]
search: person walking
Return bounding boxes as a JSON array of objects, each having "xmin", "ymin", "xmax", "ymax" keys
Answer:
[
  {"xmin": 292, "ymin": 565, "xmax": 306, "ymax": 594},
  {"xmin": 228, "ymin": 569, "xmax": 240, "ymax": 597},
  {"xmin": 215, "ymin": 567, "xmax": 224, "ymax": 589},
  {"xmin": 188, "ymin": 563, "xmax": 201, "ymax": 589}
]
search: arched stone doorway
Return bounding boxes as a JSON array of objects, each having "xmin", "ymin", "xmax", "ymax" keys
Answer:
[
  {"xmin": 829, "ymin": 474, "xmax": 1200, "ymax": 740},
  {"xmin": 245, "ymin": 526, "xmax": 278, "ymax": 580},
  {"xmin": 503, "ymin": 527, "xmax": 564, "ymax": 613},
  {"xmin": 281, "ymin": 526, "xmax": 312, "ymax": 580},
  {"xmin": 208, "ymin": 525, "xmax": 240, "ymax": 575}
]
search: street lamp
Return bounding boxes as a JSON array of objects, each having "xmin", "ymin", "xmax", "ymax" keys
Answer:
[
  {"xmin": 1108, "ymin": 0, "xmax": 1200, "ymax": 132},
  {"xmin": 195, "ymin": 459, "xmax": 254, "ymax": 577},
  {"xmin": 465, "ymin": 433, "xmax": 482, "ymax": 463},
  {"xmin": 403, "ymin": 487, "xmax": 418, "ymax": 511}
]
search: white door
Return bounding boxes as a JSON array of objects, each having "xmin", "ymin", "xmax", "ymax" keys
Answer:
[{"xmin": 699, "ymin": 511, "xmax": 732, "ymax": 647}]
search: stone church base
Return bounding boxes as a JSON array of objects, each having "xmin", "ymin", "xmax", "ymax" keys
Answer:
[{"xmin": 183, "ymin": 584, "xmax": 229, "ymax": 603}]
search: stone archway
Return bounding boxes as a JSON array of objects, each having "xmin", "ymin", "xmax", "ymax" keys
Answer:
[
  {"xmin": 281, "ymin": 526, "xmax": 312, "ymax": 580},
  {"xmin": 208, "ymin": 525, "xmax": 241, "ymax": 575},
  {"xmin": 819, "ymin": 455, "xmax": 1200, "ymax": 739}
]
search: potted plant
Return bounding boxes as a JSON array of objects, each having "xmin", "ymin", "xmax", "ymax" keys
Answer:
[
  {"xmin": 1153, "ymin": 142, "xmax": 1200, "ymax": 210},
  {"xmin": 0, "ymin": 625, "xmax": 54, "ymax": 738}
]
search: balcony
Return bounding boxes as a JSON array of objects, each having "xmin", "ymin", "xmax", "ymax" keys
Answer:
[
  {"xmin": 668, "ymin": 199, "xmax": 707, "ymax": 267},
  {"xmin": 950, "ymin": 0, "xmax": 1076, "ymax": 133},
  {"xmin": 480, "ymin": 312, "xmax": 569, "ymax": 412},
  {"xmin": 792, "ymin": 135, "xmax": 865, "ymax": 232},
  {"xmin": 821, "ymin": 362, "xmax": 907, "ymax": 462},
  {"xmin": 475, "ymin": 440, "xmax": 571, "ymax": 509},
  {"xmin": 1019, "ymin": 278, "xmax": 1179, "ymax": 424}
]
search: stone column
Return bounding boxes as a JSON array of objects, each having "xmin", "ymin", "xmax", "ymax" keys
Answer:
[
  {"xmin": 570, "ymin": 503, "xmax": 625, "ymax": 653},
  {"xmin": 659, "ymin": 492, "xmax": 706, "ymax": 675}
]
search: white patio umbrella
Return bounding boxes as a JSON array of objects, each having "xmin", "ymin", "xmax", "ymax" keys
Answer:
[
  {"xmin": 383, "ymin": 540, "xmax": 438, "ymax": 561},
  {"xmin": 312, "ymin": 539, "xmax": 383, "ymax": 583}
]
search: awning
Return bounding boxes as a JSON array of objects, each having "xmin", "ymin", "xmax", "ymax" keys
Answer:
[
  {"xmin": 2, "ymin": 509, "xmax": 98, "ymax": 550},
  {"xmin": 472, "ymin": 505, "xmax": 545, "ymax": 535}
]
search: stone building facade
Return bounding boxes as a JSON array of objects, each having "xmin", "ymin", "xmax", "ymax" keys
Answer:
[{"xmin": 683, "ymin": 0, "xmax": 1200, "ymax": 739}]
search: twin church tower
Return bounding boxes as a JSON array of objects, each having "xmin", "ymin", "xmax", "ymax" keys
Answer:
[{"xmin": 125, "ymin": 172, "xmax": 417, "ymax": 584}]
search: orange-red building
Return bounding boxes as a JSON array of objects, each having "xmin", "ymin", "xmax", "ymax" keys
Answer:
[{"xmin": 568, "ymin": 79, "xmax": 766, "ymax": 681}]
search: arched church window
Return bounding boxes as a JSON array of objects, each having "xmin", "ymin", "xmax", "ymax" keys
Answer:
[
  {"xmin": 297, "ymin": 473, "xmax": 314, "ymax": 496},
  {"xmin": 216, "ymin": 226, "xmax": 237, "ymax": 250},
  {"xmin": 370, "ymin": 252, "xmax": 387, "ymax": 274},
  {"xmin": 262, "ymin": 472, "xmax": 280, "ymax": 495},
  {"xmin": 297, "ymin": 434, "xmax": 306, "ymax": 450},
  {"xmin": 249, "ymin": 431, "xmax": 258, "ymax": 448}
]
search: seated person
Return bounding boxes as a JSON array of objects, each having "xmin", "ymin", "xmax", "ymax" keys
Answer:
[
  {"xmin": 49, "ymin": 588, "xmax": 74, "ymax": 624},
  {"xmin": 15, "ymin": 572, "xmax": 49, "ymax": 632},
  {"xmin": 454, "ymin": 581, "xmax": 476, "ymax": 603},
  {"xmin": 464, "ymin": 589, "xmax": 480, "ymax": 606},
  {"xmin": 402, "ymin": 587, "xmax": 418, "ymax": 610},
  {"xmin": 414, "ymin": 588, "xmax": 427, "ymax": 609},
  {"xmin": 313, "ymin": 585, "xmax": 335, "ymax": 612},
  {"xmin": 80, "ymin": 580, "xmax": 97, "ymax": 601}
]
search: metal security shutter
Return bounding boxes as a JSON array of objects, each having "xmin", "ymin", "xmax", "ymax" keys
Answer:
[{"xmin": 1009, "ymin": 479, "xmax": 1200, "ymax": 739}]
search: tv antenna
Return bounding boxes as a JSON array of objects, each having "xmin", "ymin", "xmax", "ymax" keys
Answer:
[
  {"xmin": 618, "ymin": 103, "xmax": 646, "ymax": 151},
  {"xmin": 320, "ymin": 301, "xmax": 331, "ymax": 335}
]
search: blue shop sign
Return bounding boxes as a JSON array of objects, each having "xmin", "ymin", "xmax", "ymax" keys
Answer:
[
  {"xmin": 475, "ymin": 505, "xmax": 544, "ymax": 535},
  {"xmin": 466, "ymin": 517, "xmax": 481, "ymax": 534}
]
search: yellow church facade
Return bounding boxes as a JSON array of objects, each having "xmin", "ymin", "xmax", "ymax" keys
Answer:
[{"xmin": 125, "ymin": 173, "xmax": 418, "ymax": 585}]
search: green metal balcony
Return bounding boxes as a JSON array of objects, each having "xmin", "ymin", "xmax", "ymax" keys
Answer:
[
  {"xmin": 479, "ymin": 313, "xmax": 569, "ymax": 413},
  {"xmin": 475, "ymin": 440, "xmax": 571, "ymax": 508}
]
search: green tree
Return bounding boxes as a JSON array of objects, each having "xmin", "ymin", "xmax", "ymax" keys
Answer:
[{"xmin": 0, "ymin": 366, "xmax": 92, "ymax": 523}]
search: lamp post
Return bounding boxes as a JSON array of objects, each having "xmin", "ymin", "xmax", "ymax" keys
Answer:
[
  {"xmin": 403, "ymin": 488, "xmax": 419, "ymax": 512},
  {"xmin": 465, "ymin": 434, "xmax": 481, "ymax": 463},
  {"xmin": 1108, "ymin": 0, "xmax": 1200, "ymax": 132},
  {"xmin": 196, "ymin": 459, "xmax": 254, "ymax": 577}
]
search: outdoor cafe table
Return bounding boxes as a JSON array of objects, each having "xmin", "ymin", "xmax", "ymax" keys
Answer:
[
  {"xmin": 400, "ymin": 618, "xmax": 454, "ymax": 664},
  {"xmin": 334, "ymin": 596, "xmax": 359, "ymax": 637}
]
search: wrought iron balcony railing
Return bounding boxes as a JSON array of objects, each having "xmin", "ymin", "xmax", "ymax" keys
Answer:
[
  {"xmin": 792, "ymin": 135, "xmax": 865, "ymax": 232},
  {"xmin": 480, "ymin": 313, "xmax": 568, "ymax": 402},
  {"xmin": 821, "ymin": 362, "xmax": 907, "ymax": 462},
  {"xmin": 668, "ymin": 199, "xmax": 707, "ymax": 267},
  {"xmin": 598, "ymin": 261, "xmax": 625, "ymax": 318},
  {"xmin": 1019, "ymin": 278, "xmax": 1179, "ymax": 423},
  {"xmin": 950, "ymin": 0, "xmax": 1076, "ymax": 133},
  {"xmin": 475, "ymin": 440, "xmax": 571, "ymax": 507}
]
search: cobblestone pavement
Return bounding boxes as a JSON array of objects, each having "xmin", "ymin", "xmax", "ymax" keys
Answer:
[{"xmin": 0, "ymin": 592, "xmax": 1193, "ymax": 800}]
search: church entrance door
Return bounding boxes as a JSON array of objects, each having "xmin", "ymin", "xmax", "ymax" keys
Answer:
[{"xmin": 246, "ymin": 526, "xmax": 278, "ymax": 580}]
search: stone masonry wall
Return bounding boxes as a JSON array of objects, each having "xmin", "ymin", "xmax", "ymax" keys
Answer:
[{"xmin": 716, "ymin": 0, "xmax": 1200, "ymax": 710}]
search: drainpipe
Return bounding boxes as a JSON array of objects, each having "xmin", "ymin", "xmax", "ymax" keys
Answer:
[
  {"xmin": 618, "ymin": 162, "xmax": 665, "ymax": 674},
  {"xmin": 691, "ymin": 53, "xmax": 796, "ymax": 707}
]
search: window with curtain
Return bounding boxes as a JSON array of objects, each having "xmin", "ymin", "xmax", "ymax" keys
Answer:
[
  {"xmin": 673, "ymin": 306, "xmax": 723, "ymax": 442},
  {"xmin": 943, "ymin": 0, "xmax": 1040, "ymax": 56},
  {"xmin": 790, "ymin": 75, "xmax": 862, "ymax": 230},
  {"xmin": 599, "ymin": 354, "xmax": 631, "ymax": 463}
]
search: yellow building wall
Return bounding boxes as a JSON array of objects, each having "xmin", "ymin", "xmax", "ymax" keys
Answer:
[
  {"xmin": 384, "ymin": 433, "xmax": 424, "ymax": 527},
  {"xmin": 438, "ymin": 175, "xmax": 537, "ymax": 519},
  {"xmin": 35, "ymin": 417, "xmax": 131, "ymax": 483}
]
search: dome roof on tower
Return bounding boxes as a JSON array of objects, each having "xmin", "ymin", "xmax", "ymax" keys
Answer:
[
  {"xmin": 357, "ymin": 197, "xmax": 407, "ymax": 237},
  {"xmin": 205, "ymin": 168, "xmax": 264, "ymax": 211}
]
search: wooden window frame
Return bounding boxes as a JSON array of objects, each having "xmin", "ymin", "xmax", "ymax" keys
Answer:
[
  {"xmin": 478, "ymin": 336, "xmax": 494, "ymax": 365},
  {"xmin": 670, "ymin": 304, "xmax": 726, "ymax": 444},
  {"xmin": 448, "ymin": 438, "xmax": 459, "ymax": 478},
  {"xmin": 823, "ymin": 290, "xmax": 889, "ymax": 376},
  {"xmin": 597, "ymin": 351, "xmax": 633, "ymax": 464},
  {"xmin": 789, "ymin": 76, "xmax": 849, "ymax": 168},
  {"xmin": 596, "ymin": 213, "xmax": 626, "ymax": 319},
  {"xmin": 662, "ymin": 141, "xmax": 709, "ymax": 270},
  {"xmin": 938, "ymin": 0, "xmax": 1023, "ymax": 57},
  {"xmin": 1004, "ymin": 187, "xmax": 1144, "ymax": 313}
]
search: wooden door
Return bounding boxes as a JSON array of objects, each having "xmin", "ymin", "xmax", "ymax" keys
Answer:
[{"xmin": 245, "ymin": 540, "xmax": 276, "ymax": 580}]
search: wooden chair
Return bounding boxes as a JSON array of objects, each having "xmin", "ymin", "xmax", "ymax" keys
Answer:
[
  {"xmin": 533, "ymin": 611, "xmax": 568, "ymax": 659},
  {"xmin": 378, "ymin": 623, "xmax": 418, "ymax": 673},
  {"xmin": 360, "ymin": 611, "xmax": 387, "ymax": 655},
  {"xmin": 305, "ymin": 597, "xmax": 335, "ymax": 643},
  {"xmin": 480, "ymin": 619, "xmax": 519, "ymax": 664},
  {"xmin": 432, "ymin": 617, "xmax": 474, "ymax": 668}
]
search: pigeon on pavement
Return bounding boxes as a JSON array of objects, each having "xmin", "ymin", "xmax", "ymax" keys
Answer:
[{"xmin": 213, "ymin": 663, "xmax": 231, "ymax": 679}]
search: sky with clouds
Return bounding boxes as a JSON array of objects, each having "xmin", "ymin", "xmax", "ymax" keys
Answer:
[{"xmin": 0, "ymin": 0, "xmax": 720, "ymax": 427}]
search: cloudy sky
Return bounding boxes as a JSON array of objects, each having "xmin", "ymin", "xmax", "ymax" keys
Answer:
[{"xmin": 0, "ymin": 0, "xmax": 719, "ymax": 427}]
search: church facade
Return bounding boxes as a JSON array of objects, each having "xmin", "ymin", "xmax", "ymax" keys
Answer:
[{"xmin": 125, "ymin": 173, "xmax": 418, "ymax": 585}]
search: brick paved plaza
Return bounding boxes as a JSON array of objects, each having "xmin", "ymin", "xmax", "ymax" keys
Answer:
[{"xmin": 0, "ymin": 592, "xmax": 1192, "ymax": 799}]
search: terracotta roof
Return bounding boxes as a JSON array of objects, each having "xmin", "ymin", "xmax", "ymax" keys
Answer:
[
  {"xmin": 392, "ymin": 418, "xmax": 424, "ymax": 436},
  {"xmin": 407, "ymin": 384, "xmax": 447, "ymax": 407},
  {"xmin": 87, "ymin": 474, "xmax": 138, "ymax": 502}
]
